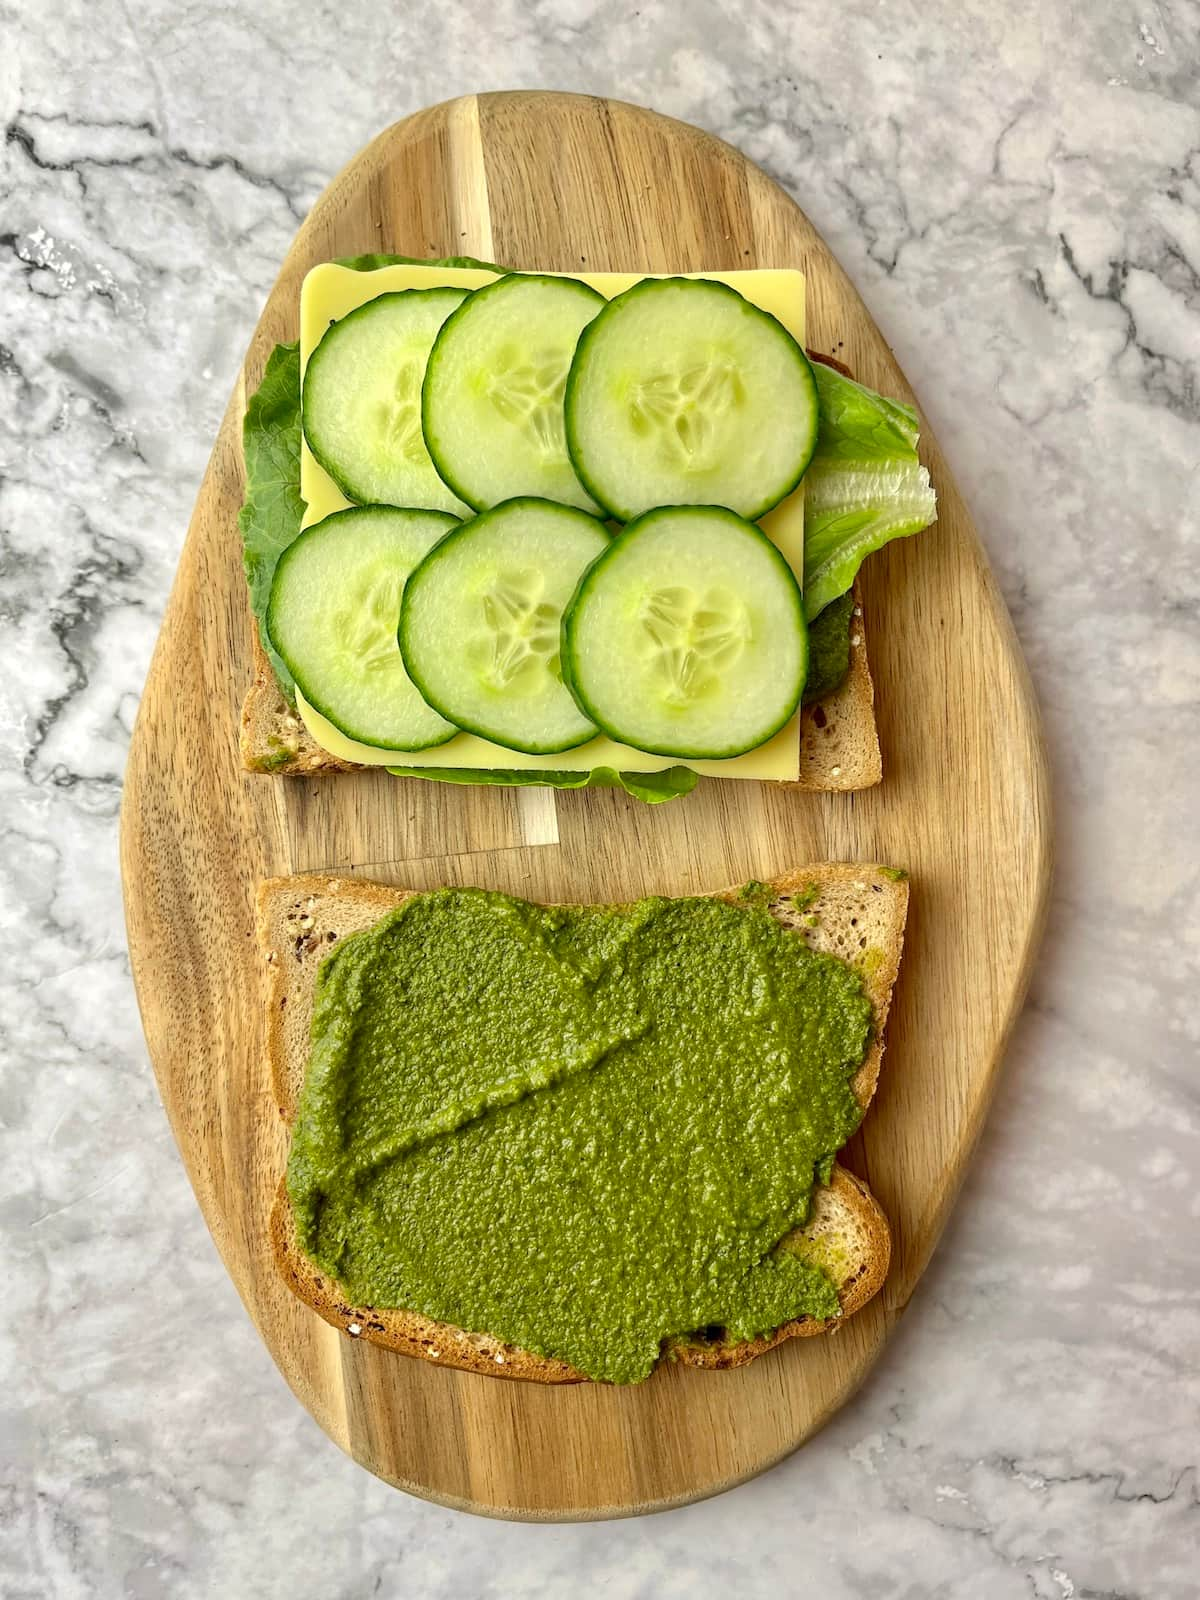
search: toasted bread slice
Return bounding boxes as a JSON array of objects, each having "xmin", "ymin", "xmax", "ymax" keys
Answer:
[{"xmin": 260, "ymin": 865, "xmax": 907, "ymax": 1382}]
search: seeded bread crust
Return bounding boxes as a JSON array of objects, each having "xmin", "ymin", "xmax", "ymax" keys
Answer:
[{"xmin": 262, "ymin": 864, "xmax": 907, "ymax": 1382}]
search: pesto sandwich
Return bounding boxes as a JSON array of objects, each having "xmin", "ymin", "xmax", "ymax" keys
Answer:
[{"xmin": 260, "ymin": 864, "xmax": 908, "ymax": 1384}]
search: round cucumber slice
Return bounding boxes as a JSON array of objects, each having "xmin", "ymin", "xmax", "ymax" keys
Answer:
[
  {"xmin": 267, "ymin": 506, "xmax": 459, "ymax": 750},
  {"xmin": 562, "ymin": 505, "xmax": 807, "ymax": 759},
  {"xmin": 564, "ymin": 277, "xmax": 819, "ymax": 521},
  {"xmin": 422, "ymin": 273, "xmax": 605, "ymax": 513},
  {"xmin": 400, "ymin": 498, "xmax": 610, "ymax": 754},
  {"xmin": 302, "ymin": 289, "xmax": 470, "ymax": 513}
]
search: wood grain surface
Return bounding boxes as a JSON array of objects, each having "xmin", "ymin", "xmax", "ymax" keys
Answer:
[{"xmin": 119, "ymin": 91, "xmax": 1052, "ymax": 1520}]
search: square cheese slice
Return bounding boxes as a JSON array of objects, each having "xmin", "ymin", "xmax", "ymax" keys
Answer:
[{"xmin": 297, "ymin": 262, "xmax": 807, "ymax": 782}]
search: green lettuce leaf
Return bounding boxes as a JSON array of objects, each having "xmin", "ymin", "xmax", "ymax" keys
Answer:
[
  {"xmin": 238, "ymin": 339, "xmax": 305, "ymax": 696},
  {"xmin": 333, "ymin": 252, "xmax": 503, "ymax": 273},
  {"xmin": 386, "ymin": 764, "xmax": 699, "ymax": 804},
  {"xmin": 802, "ymin": 362, "xmax": 937, "ymax": 621}
]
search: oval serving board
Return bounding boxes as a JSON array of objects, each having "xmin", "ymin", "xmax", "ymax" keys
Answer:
[{"xmin": 120, "ymin": 91, "xmax": 1051, "ymax": 1520}]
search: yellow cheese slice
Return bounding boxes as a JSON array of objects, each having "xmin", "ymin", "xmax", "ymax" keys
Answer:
[
  {"xmin": 297, "ymin": 262, "xmax": 807, "ymax": 781},
  {"xmin": 297, "ymin": 689, "xmax": 801, "ymax": 782}
]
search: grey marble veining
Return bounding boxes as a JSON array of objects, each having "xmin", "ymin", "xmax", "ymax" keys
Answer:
[{"xmin": 2, "ymin": 0, "xmax": 1197, "ymax": 1594}]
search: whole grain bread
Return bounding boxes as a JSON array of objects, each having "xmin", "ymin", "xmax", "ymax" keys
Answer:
[{"xmin": 261, "ymin": 864, "xmax": 908, "ymax": 1382}]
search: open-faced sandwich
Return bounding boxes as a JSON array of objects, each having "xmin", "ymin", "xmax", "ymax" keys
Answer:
[
  {"xmin": 262, "ymin": 864, "xmax": 908, "ymax": 1383},
  {"xmin": 239, "ymin": 257, "xmax": 936, "ymax": 801}
]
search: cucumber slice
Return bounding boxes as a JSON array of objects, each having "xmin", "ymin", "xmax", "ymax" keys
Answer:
[
  {"xmin": 422, "ymin": 274, "xmax": 605, "ymax": 513},
  {"xmin": 562, "ymin": 506, "xmax": 807, "ymax": 759},
  {"xmin": 564, "ymin": 277, "xmax": 819, "ymax": 521},
  {"xmin": 302, "ymin": 289, "xmax": 469, "ymax": 513},
  {"xmin": 400, "ymin": 498, "xmax": 610, "ymax": 754},
  {"xmin": 267, "ymin": 506, "xmax": 459, "ymax": 750}
]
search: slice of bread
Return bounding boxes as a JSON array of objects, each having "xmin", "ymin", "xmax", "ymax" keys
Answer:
[
  {"xmin": 239, "ymin": 346, "xmax": 883, "ymax": 790},
  {"xmin": 261, "ymin": 864, "xmax": 908, "ymax": 1382}
]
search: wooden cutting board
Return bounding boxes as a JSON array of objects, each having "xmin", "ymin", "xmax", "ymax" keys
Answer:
[{"xmin": 119, "ymin": 91, "xmax": 1051, "ymax": 1520}]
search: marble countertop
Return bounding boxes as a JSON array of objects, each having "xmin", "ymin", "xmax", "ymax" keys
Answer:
[{"xmin": 3, "ymin": 0, "xmax": 1197, "ymax": 1594}]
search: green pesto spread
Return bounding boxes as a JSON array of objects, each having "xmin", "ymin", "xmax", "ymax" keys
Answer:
[
  {"xmin": 287, "ymin": 888, "xmax": 873, "ymax": 1384},
  {"xmin": 802, "ymin": 590, "xmax": 855, "ymax": 704}
]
